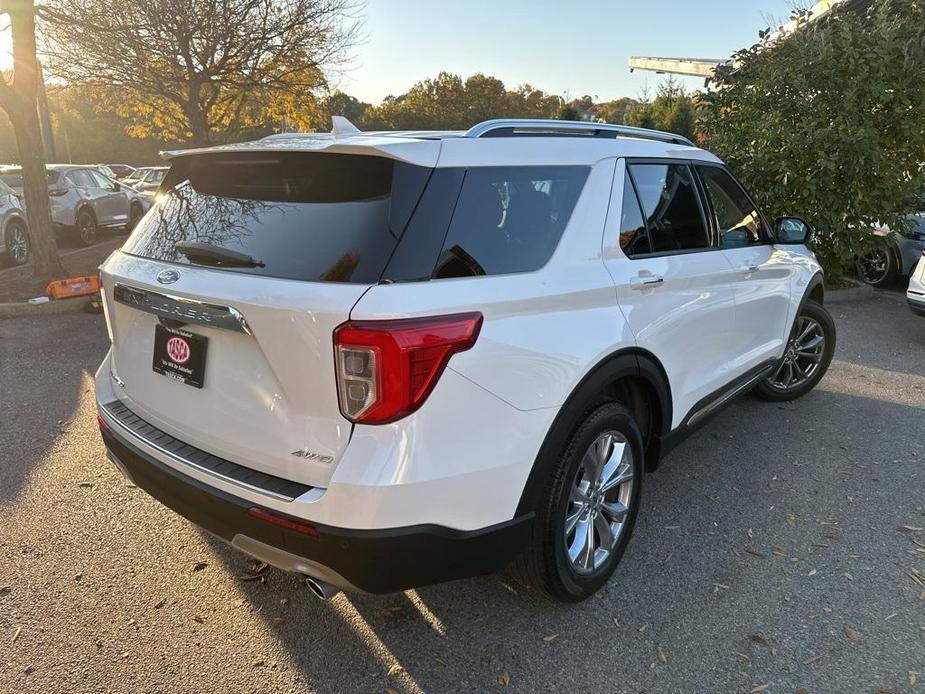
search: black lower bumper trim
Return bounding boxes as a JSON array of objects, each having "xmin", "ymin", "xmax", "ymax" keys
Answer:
[
  {"xmin": 100, "ymin": 427, "xmax": 533, "ymax": 594},
  {"xmin": 908, "ymin": 298, "xmax": 925, "ymax": 316}
]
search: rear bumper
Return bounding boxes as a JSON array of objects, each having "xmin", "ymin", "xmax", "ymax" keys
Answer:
[
  {"xmin": 99, "ymin": 423, "xmax": 533, "ymax": 594},
  {"xmin": 908, "ymin": 296, "xmax": 925, "ymax": 316}
]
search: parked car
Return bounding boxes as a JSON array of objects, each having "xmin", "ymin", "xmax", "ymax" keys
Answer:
[
  {"xmin": 907, "ymin": 250, "xmax": 925, "ymax": 315},
  {"xmin": 106, "ymin": 164, "xmax": 138, "ymax": 180},
  {"xmin": 0, "ymin": 165, "xmax": 147, "ymax": 247},
  {"xmin": 855, "ymin": 199, "xmax": 925, "ymax": 287},
  {"xmin": 95, "ymin": 118, "xmax": 835, "ymax": 602},
  {"xmin": 130, "ymin": 166, "xmax": 168, "ymax": 198},
  {"xmin": 0, "ymin": 177, "xmax": 29, "ymax": 266},
  {"xmin": 123, "ymin": 166, "xmax": 162, "ymax": 189}
]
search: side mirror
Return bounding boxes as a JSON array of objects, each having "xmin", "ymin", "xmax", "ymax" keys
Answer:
[{"xmin": 774, "ymin": 216, "xmax": 813, "ymax": 245}]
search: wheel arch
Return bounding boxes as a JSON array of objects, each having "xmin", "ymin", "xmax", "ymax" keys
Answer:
[{"xmin": 515, "ymin": 347, "xmax": 673, "ymax": 517}]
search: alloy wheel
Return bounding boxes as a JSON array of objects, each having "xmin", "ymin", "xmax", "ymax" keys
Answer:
[
  {"xmin": 767, "ymin": 316, "xmax": 825, "ymax": 391},
  {"xmin": 8, "ymin": 224, "xmax": 28, "ymax": 264},
  {"xmin": 78, "ymin": 213, "xmax": 96, "ymax": 245},
  {"xmin": 856, "ymin": 247, "xmax": 889, "ymax": 285},
  {"xmin": 564, "ymin": 431, "xmax": 635, "ymax": 574}
]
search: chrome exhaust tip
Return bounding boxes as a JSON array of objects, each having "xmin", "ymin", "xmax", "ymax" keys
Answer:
[{"xmin": 304, "ymin": 575, "xmax": 339, "ymax": 600}]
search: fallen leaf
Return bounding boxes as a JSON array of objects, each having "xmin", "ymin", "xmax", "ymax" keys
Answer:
[
  {"xmin": 193, "ymin": 562, "xmax": 208, "ymax": 572},
  {"xmin": 751, "ymin": 683, "xmax": 768, "ymax": 693},
  {"xmin": 78, "ymin": 482, "xmax": 94, "ymax": 489},
  {"xmin": 12, "ymin": 626, "xmax": 22, "ymax": 643},
  {"xmin": 808, "ymin": 569, "xmax": 817, "ymax": 576},
  {"xmin": 898, "ymin": 525, "xmax": 923, "ymax": 533},
  {"xmin": 843, "ymin": 625, "xmax": 863, "ymax": 643},
  {"xmin": 153, "ymin": 598, "xmax": 167, "ymax": 609},
  {"xmin": 193, "ymin": 615, "xmax": 204, "ymax": 624},
  {"xmin": 656, "ymin": 647, "xmax": 667, "ymax": 664},
  {"xmin": 252, "ymin": 659, "xmax": 266, "ymax": 668},
  {"xmin": 0, "ymin": 586, "xmax": 10, "ymax": 597},
  {"xmin": 909, "ymin": 671, "xmax": 919, "ymax": 686},
  {"xmin": 274, "ymin": 617, "xmax": 285, "ymax": 625},
  {"xmin": 772, "ymin": 546, "xmax": 786, "ymax": 556},
  {"xmin": 802, "ymin": 655, "xmax": 822, "ymax": 665},
  {"xmin": 542, "ymin": 634, "xmax": 558, "ymax": 643},
  {"xmin": 713, "ymin": 583, "xmax": 730, "ymax": 593},
  {"xmin": 497, "ymin": 671, "xmax": 511, "ymax": 687},
  {"xmin": 750, "ymin": 634, "xmax": 767, "ymax": 646},
  {"xmin": 23, "ymin": 665, "xmax": 35, "ymax": 675},
  {"xmin": 734, "ymin": 652, "xmax": 750, "ymax": 662},
  {"xmin": 743, "ymin": 548, "xmax": 767, "ymax": 559},
  {"xmin": 387, "ymin": 663, "xmax": 403, "ymax": 678}
]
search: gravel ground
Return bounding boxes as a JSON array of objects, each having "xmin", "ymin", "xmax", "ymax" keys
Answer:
[{"xmin": 1, "ymin": 291, "xmax": 923, "ymax": 693}]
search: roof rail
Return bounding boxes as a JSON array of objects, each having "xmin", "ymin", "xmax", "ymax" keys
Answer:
[{"xmin": 464, "ymin": 119, "xmax": 695, "ymax": 147}]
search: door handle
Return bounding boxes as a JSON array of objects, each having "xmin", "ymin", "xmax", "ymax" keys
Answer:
[
  {"xmin": 630, "ymin": 275, "xmax": 664, "ymax": 290},
  {"xmin": 743, "ymin": 264, "xmax": 759, "ymax": 273}
]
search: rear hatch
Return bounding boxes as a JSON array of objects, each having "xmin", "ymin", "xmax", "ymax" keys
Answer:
[{"xmin": 101, "ymin": 146, "xmax": 437, "ymax": 488}]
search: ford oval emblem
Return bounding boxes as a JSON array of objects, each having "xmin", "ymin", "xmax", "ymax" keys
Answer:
[{"xmin": 156, "ymin": 269, "xmax": 180, "ymax": 284}]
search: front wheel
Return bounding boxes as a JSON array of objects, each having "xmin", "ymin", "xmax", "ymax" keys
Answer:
[
  {"xmin": 752, "ymin": 300, "xmax": 836, "ymax": 402},
  {"xmin": 515, "ymin": 402, "xmax": 643, "ymax": 602},
  {"xmin": 856, "ymin": 244, "xmax": 898, "ymax": 287}
]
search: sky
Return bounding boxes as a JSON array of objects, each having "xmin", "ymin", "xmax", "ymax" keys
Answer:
[{"xmin": 338, "ymin": 0, "xmax": 803, "ymax": 103}]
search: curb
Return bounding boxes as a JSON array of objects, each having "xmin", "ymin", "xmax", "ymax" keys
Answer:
[
  {"xmin": 0, "ymin": 297, "xmax": 94, "ymax": 318},
  {"xmin": 826, "ymin": 279, "xmax": 874, "ymax": 304}
]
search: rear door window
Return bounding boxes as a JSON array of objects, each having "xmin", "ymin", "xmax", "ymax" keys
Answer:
[
  {"xmin": 432, "ymin": 166, "xmax": 589, "ymax": 278},
  {"xmin": 627, "ymin": 163, "xmax": 711, "ymax": 253},
  {"xmin": 67, "ymin": 170, "xmax": 96, "ymax": 189},
  {"xmin": 122, "ymin": 153, "xmax": 431, "ymax": 283}
]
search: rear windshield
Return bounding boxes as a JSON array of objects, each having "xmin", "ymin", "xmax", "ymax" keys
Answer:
[
  {"xmin": 0, "ymin": 169, "xmax": 61, "ymax": 188},
  {"xmin": 122, "ymin": 153, "xmax": 431, "ymax": 283}
]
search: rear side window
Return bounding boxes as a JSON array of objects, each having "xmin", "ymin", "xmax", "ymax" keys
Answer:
[
  {"xmin": 628, "ymin": 164, "xmax": 710, "ymax": 253},
  {"xmin": 67, "ymin": 170, "xmax": 96, "ymax": 188},
  {"xmin": 433, "ymin": 166, "xmax": 588, "ymax": 278},
  {"xmin": 619, "ymin": 174, "xmax": 650, "ymax": 255},
  {"xmin": 122, "ymin": 153, "xmax": 431, "ymax": 283}
]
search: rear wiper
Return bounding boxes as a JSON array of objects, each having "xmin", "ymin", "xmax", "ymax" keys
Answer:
[{"xmin": 174, "ymin": 241, "xmax": 265, "ymax": 268}]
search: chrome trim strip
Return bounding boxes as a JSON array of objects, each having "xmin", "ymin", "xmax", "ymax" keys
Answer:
[
  {"xmin": 112, "ymin": 282, "xmax": 251, "ymax": 334},
  {"xmin": 99, "ymin": 401, "xmax": 295, "ymax": 502},
  {"xmin": 686, "ymin": 364, "xmax": 775, "ymax": 427}
]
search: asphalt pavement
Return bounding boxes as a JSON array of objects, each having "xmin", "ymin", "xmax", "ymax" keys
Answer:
[{"xmin": 1, "ymin": 291, "xmax": 923, "ymax": 693}]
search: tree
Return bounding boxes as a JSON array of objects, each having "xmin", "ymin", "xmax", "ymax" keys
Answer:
[
  {"xmin": 596, "ymin": 97, "xmax": 638, "ymax": 125},
  {"xmin": 360, "ymin": 72, "xmax": 565, "ymax": 131},
  {"xmin": 0, "ymin": 0, "xmax": 66, "ymax": 280},
  {"xmin": 626, "ymin": 77, "xmax": 697, "ymax": 140},
  {"xmin": 700, "ymin": 0, "xmax": 925, "ymax": 276},
  {"xmin": 40, "ymin": 0, "xmax": 361, "ymax": 146}
]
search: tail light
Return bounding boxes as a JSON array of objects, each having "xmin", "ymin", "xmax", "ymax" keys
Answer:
[
  {"xmin": 334, "ymin": 312, "xmax": 483, "ymax": 424},
  {"xmin": 48, "ymin": 188, "xmax": 68, "ymax": 197}
]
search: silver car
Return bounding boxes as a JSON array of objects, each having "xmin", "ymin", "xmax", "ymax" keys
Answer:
[
  {"xmin": 0, "ymin": 165, "xmax": 148, "ymax": 247},
  {"xmin": 130, "ymin": 166, "xmax": 169, "ymax": 200},
  {"xmin": 0, "ymin": 178, "xmax": 29, "ymax": 266}
]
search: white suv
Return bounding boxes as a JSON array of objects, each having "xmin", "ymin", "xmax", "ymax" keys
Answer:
[{"xmin": 95, "ymin": 119, "xmax": 835, "ymax": 602}]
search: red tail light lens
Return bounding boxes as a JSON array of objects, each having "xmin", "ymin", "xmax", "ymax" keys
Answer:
[
  {"xmin": 48, "ymin": 189, "xmax": 68, "ymax": 197},
  {"xmin": 247, "ymin": 507, "xmax": 319, "ymax": 537},
  {"xmin": 334, "ymin": 312, "xmax": 483, "ymax": 424}
]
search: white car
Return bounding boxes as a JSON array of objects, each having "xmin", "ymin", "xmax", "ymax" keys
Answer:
[
  {"xmin": 908, "ymin": 250, "xmax": 925, "ymax": 315},
  {"xmin": 95, "ymin": 118, "xmax": 835, "ymax": 602}
]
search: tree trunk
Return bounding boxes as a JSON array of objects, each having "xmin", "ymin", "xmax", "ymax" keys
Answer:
[
  {"xmin": 0, "ymin": 0, "xmax": 66, "ymax": 282},
  {"xmin": 7, "ymin": 100, "xmax": 66, "ymax": 280}
]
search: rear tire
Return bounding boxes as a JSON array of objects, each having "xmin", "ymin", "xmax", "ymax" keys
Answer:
[
  {"xmin": 73, "ymin": 209, "xmax": 97, "ymax": 247},
  {"xmin": 4, "ymin": 220, "xmax": 29, "ymax": 266},
  {"xmin": 752, "ymin": 300, "xmax": 835, "ymax": 402},
  {"xmin": 514, "ymin": 402, "xmax": 644, "ymax": 602}
]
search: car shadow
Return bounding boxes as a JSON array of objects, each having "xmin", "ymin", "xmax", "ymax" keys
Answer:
[
  {"xmin": 0, "ymin": 313, "xmax": 109, "ymax": 503},
  {"xmin": 198, "ymin": 382, "xmax": 925, "ymax": 693}
]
